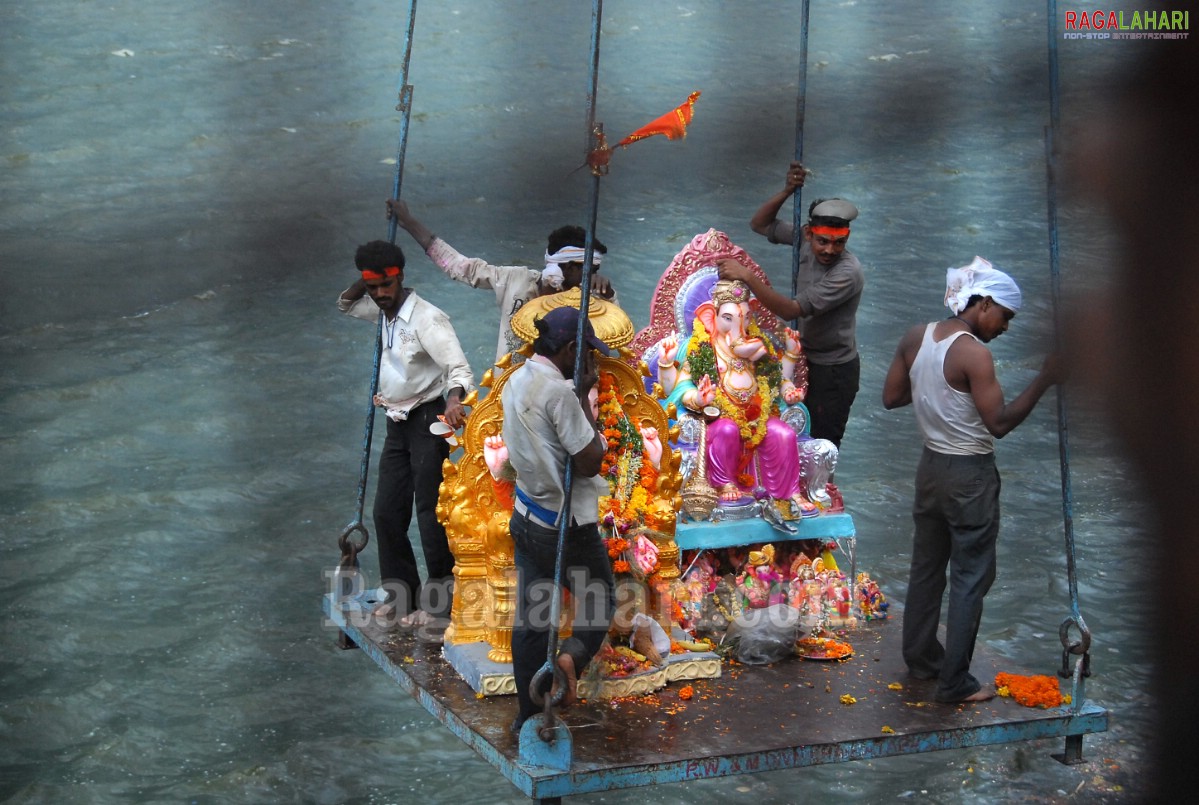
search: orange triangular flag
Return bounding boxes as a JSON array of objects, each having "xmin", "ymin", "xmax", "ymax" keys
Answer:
[{"xmin": 616, "ymin": 91, "xmax": 701, "ymax": 148}]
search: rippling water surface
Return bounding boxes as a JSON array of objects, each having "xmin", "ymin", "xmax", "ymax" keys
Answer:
[{"xmin": 2, "ymin": 1, "xmax": 1156, "ymax": 802}]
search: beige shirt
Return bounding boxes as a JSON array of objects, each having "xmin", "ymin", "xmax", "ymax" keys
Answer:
[
  {"xmin": 425, "ymin": 238, "xmax": 541, "ymax": 364},
  {"xmin": 501, "ymin": 355, "xmax": 606, "ymax": 525},
  {"xmin": 425, "ymin": 237, "xmax": 620, "ymax": 365},
  {"xmin": 338, "ymin": 288, "xmax": 474, "ymax": 421}
]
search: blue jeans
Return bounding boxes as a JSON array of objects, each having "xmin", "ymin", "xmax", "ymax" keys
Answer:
[
  {"xmin": 509, "ymin": 511, "xmax": 614, "ymax": 725},
  {"xmin": 902, "ymin": 448, "xmax": 1000, "ymax": 702}
]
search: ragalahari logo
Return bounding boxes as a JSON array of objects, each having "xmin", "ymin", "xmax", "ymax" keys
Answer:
[{"xmin": 1063, "ymin": 8, "xmax": 1189, "ymax": 40}]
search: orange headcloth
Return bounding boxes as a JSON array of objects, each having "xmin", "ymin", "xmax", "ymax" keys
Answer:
[{"xmin": 360, "ymin": 266, "xmax": 401, "ymax": 280}]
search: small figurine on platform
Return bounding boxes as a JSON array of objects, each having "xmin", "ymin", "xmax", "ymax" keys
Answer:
[
  {"xmin": 736, "ymin": 544, "xmax": 784, "ymax": 609},
  {"xmin": 856, "ymin": 571, "xmax": 889, "ymax": 620},
  {"xmin": 680, "ymin": 553, "xmax": 718, "ymax": 632},
  {"xmin": 698, "ymin": 576, "xmax": 743, "ymax": 636}
]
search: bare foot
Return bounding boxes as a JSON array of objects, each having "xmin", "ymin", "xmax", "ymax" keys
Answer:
[
  {"xmin": 552, "ymin": 653, "xmax": 578, "ymax": 708},
  {"xmin": 718, "ymin": 483, "xmax": 742, "ymax": 502},
  {"xmin": 940, "ymin": 688, "xmax": 995, "ymax": 703},
  {"xmin": 400, "ymin": 609, "xmax": 434, "ymax": 627},
  {"xmin": 790, "ymin": 494, "xmax": 819, "ymax": 516}
]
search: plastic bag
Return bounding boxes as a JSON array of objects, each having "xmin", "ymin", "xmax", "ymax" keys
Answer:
[
  {"xmin": 630, "ymin": 612, "xmax": 671, "ymax": 660},
  {"xmin": 723, "ymin": 604, "xmax": 802, "ymax": 665}
]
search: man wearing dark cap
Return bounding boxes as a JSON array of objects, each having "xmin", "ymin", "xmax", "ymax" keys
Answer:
[
  {"xmin": 500, "ymin": 306, "xmax": 615, "ymax": 734},
  {"xmin": 719, "ymin": 162, "xmax": 865, "ymax": 448},
  {"xmin": 337, "ymin": 240, "xmax": 474, "ymax": 627}
]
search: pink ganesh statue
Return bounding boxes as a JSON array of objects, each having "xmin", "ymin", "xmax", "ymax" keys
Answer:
[
  {"xmin": 657, "ymin": 278, "xmax": 816, "ymax": 518},
  {"xmin": 632, "ymin": 229, "xmax": 838, "ymax": 530}
]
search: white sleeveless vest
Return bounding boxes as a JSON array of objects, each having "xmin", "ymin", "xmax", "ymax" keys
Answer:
[{"xmin": 910, "ymin": 323, "xmax": 993, "ymax": 455}]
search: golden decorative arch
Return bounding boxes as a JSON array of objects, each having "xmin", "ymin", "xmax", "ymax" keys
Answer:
[
  {"xmin": 510, "ymin": 286, "xmax": 636, "ymax": 350},
  {"xmin": 437, "ymin": 338, "xmax": 683, "ymax": 665}
]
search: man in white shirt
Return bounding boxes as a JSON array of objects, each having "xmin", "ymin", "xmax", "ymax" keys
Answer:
[
  {"xmin": 386, "ymin": 199, "xmax": 617, "ymax": 364},
  {"xmin": 501, "ymin": 306, "xmax": 614, "ymax": 733},
  {"xmin": 338, "ymin": 239, "xmax": 474, "ymax": 626}
]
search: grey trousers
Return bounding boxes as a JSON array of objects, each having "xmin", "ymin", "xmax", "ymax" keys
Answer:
[{"xmin": 902, "ymin": 448, "xmax": 1000, "ymax": 702}]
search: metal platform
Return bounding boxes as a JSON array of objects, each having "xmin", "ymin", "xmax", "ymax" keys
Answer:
[{"xmin": 323, "ymin": 593, "xmax": 1107, "ymax": 802}]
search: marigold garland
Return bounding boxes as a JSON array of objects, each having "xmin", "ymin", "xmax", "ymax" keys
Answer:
[
  {"xmin": 683, "ymin": 320, "xmax": 716, "ymax": 385},
  {"xmin": 596, "ymin": 371, "xmax": 660, "ymax": 576},
  {"xmin": 604, "ymin": 533, "xmax": 630, "ymax": 559},
  {"xmin": 994, "ymin": 672, "xmax": 1065, "ymax": 708},
  {"xmin": 682, "ymin": 320, "xmax": 783, "ymax": 449}
]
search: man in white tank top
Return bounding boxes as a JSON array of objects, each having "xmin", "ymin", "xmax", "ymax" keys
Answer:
[{"xmin": 882, "ymin": 257, "xmax": 1061, "ymax": 703}]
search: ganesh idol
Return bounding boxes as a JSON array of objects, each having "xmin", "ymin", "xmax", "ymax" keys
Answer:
[{"xmin": 656, "ymin": 276, "xmax": 818, "ymax": 518}]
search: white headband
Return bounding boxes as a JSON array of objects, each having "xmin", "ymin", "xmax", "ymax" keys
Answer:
[
  {"xmin": 542, "ymin": 246, "xmax": 602, "ymax": 289},
  {"xmin": 944, "ymin": 256, "xmax": 1022, "ymax": 315}
]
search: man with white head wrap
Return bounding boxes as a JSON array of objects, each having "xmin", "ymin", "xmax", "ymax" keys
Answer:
[
  {"xmin": 386, "ymin": 200, "xmax": 617, "ymax": 364},
  {"xmin": 539, "ymin": 244, "xmax": 601, "ymax": 292},
  {"xmin": 944, "ymin": 255, "xmax": 1023, "ymax": 317},
  {"xmin": 882, "ymin": 257, "xmax": 1061, "ymax": 703}
]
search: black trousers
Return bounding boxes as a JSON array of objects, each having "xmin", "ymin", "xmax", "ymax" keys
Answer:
[
  {"xmin": 509, "ymin": 510, "xmax": 615, "ymax": 725},
  {"xmin": 805, "ymin": 356, "xmax": 860, "ymax": 448},
  {"xmin": 372, "ymin": 398, "xmax": 454, "ymax": 616}
]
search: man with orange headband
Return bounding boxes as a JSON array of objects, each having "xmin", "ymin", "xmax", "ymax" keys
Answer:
[
  {"xmin": 338, "ymin": 240, "xmax": 474, "ymax": 627},
  {"xmin": 719, "ymin": 162, "xmax": 865, "ymax": 448},
  {"xmin": 386, "ymin": 199, "xmax": 617, "ymax": 365}
]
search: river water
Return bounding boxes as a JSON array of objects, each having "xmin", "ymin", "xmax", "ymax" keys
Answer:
[{"xmin": 1, "ymin": 0, "xmax": 1162, "ymax": 802}]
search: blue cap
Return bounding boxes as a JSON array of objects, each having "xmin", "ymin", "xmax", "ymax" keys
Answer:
[{"xmin": 538, "ymin": 306, "xmax": 613, "ymax": 355}]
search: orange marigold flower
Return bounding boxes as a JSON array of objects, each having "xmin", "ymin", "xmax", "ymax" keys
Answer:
[
  {"xmin": 678, "ymin": 685, "xmax": 694, "ymax": 700},
  {"xmin": 994, "ymin": 672, "xmax": 1064, "ymax": 708},
  {"xmin": 613, "ymin": 559, "xmax": 631, "ymax": 574}
]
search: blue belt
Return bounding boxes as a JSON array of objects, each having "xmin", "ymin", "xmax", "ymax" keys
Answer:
[{"xmin": 514, "ymin": 486, "xmax": 561, "ymax": 527}]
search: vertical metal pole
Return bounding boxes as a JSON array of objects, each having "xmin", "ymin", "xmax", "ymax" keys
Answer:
[
  {"xmin": 336, "ymin": 321, "xmax": 383, "ymax": 650},
  {"xmin": 336, "ymin": 0, "xmax": 419, "ymax": 649},
  {"xmin": 387, "ymin": 0, "xmax": 420, "ymax": 245},
  {"xmin": 526, "ymin": 0, "xmax": 605, "ymax": 759},
  {"xmin": 557, "ymin": 0, "xmax": 605, "ymax": 603},
  {"xmin": 789, "ymin": 0, "xmax": 812, "ymax": 327},
  {"xmin": 555, "ymin": 0, "xmax": 605, "ymax": 670},
  {"xmin": 1045, "ymin": 0, "xmax": 1091, "ymax": 757}
]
